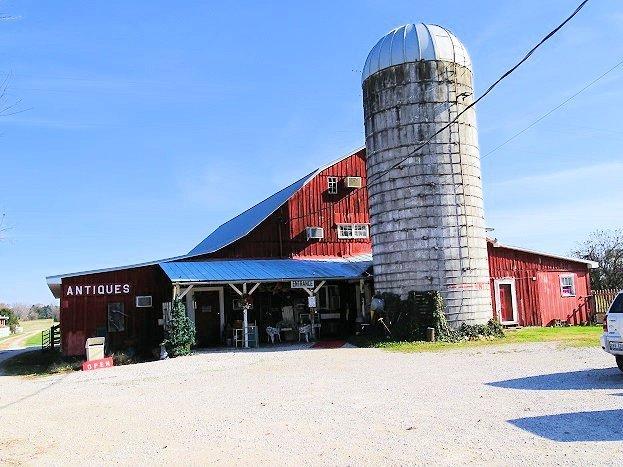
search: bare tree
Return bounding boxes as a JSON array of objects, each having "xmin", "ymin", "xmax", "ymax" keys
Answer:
[{"xmin": 572, "ymin": 229, "xmax": 623, "ymax": 290}]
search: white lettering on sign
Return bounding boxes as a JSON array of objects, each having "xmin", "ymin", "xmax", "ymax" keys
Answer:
[
  {"xmin": 291, "ymin": 280, "xmax": 314, "ymax": 289},
  {"xmin": 65, "ymin": 283, "xmax": 131, "ymax": 297}
]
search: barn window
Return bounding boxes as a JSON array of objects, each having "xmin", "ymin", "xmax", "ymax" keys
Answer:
[
  {"xmin": 337, "ymin": 223, "xmax": 369, "ymax": 239},
  {"xmin": 327, "ymin": 176, "xmax": 338, "ymax": 194},
  {"xmin": 107, "ymin": 302, "xmax": 125, "ymax": 332},
  {"xmin": 318, "ymin": 285, "xmax": 340, "ymax": 310},
  {"xmin": 560, "ymin": 274, "xmax": 576, "ymax": 297}
]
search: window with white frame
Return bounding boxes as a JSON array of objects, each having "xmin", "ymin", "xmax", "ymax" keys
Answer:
[
  {"xmin": 337, "ymin": 223, "xmax": 369, "ymax": 239},
  {"xmin": 560, "ymin": 274, "xmax": 576, "ymax": 297},
  {"xmin": 327, "ymin": 176, "xmax": 338, "ymax": 194},
  {"xmin": 318, "ymin": 285, "xmax": 340, "ymax": 310}
]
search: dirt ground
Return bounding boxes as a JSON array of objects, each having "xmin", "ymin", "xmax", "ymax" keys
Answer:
[{"xmin": 0, "ymin": 343, "xmax": 622, "ymax": 466}]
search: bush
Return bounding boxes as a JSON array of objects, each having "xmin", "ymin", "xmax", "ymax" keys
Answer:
[
  {"xmin": 0, "ymin": 307, "xmax": 20, "ymax": 333},
  {"xmin": 164, "ymin": 299, "xmax": 195, "ymax": 357},
  {"xmin": 371, "ymin": 291, "xmax": 504, "ymax": 343}
]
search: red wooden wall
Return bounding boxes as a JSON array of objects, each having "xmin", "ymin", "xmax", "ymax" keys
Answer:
[
  {"xmin": 195, "ymin": 148, "xmax": 371, "ymax": 260},
  {"xmin": 60, "ymin": 265, "xmax": 170, "ymax": 356},
  {"xmin": 487, "ymin": 242, "xmax": 592, "ymax": 326}
]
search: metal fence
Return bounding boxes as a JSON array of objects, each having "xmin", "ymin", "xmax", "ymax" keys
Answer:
[{"xmin": 590, "ymin": 289, "xmax": 620, "ymax": 324}]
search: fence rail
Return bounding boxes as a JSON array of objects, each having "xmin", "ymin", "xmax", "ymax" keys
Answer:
[
  {"xmin": 41, "ymin": 324, "xmax": 61, "ymax": 351},
  {"xmin": 590, "ymin": 289, "xmax": 619, "ymax": 324}
]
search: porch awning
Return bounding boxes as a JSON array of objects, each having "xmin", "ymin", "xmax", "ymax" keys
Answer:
[{"xmin": 159, "ymin": 257, "xmax": 372, "ymax": 284}]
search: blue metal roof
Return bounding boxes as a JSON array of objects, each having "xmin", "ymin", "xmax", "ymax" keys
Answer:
[
  {"xmin": 187, "ymin": 170, "xmax": 315, "ymax": 256},
  {"xmin": 159, "ymin": 258, "xmax": 372, "ymax": 283}
]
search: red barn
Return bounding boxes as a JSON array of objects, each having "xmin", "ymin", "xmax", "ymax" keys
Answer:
[
  {"xmin": 47, "ymin": 147, "xmax": 598, "ymax": 356},
  {"xmin": 487, "ymin": 239, "xmax": 596, "ymax": 327}
]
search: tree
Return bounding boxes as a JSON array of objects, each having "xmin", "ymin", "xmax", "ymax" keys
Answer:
[
  {"xmin": 164, "ymin": 299, "xmax": 195, "ymax": 357},
  {"xmin": 0, "ymin": 307, "xmax": 20, "ymax": 333},
  {"xmin": 572, "ymin": 229, "xmax": 623, "ymax": 290}
]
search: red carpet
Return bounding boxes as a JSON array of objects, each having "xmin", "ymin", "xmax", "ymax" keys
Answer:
[{"xmin": 312, "ymin": 340, "xmax": 346, "ymax": 349}]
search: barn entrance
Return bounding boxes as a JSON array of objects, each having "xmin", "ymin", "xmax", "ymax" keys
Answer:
[
  {"xmin": 193, "ymin": 290, "xmax": 223, "ymax": 347},
  {"xmin": 494, "ymin": 279, "xmax": 518, "ymax": 325}
]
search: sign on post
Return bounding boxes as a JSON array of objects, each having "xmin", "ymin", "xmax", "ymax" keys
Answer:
[{"xmin": 291, "ymin": 280, "xmax": 314, "ymax": 289}]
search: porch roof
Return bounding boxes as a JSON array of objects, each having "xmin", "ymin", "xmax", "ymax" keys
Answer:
[{"xmin": 159, "ymin": 257, "xmax": 372, "ymax": 284}]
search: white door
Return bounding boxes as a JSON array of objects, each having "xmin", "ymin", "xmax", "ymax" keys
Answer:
[{"xmin": 494, "ymin": 279, "xmax": 518, "ymax": 325}]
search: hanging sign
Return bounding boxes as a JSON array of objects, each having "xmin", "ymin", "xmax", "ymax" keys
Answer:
[{"xmin": 291, "ymin": 280, "xmax": 314, "ymax": 289}]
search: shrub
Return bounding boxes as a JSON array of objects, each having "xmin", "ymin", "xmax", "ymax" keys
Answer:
[
  {"xmin": 164, "ymin": 299, "xmax": 195, "ymax": 357},
  {"xmin": 371, "ymin": 291, "xmax": 504, "ymax": 343}
]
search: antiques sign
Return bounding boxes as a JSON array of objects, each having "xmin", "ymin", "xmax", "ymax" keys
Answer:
[
  {"xmin": 291, "ymin": 280, "xmax": 314, "ymax": 289},
  {"xmin": 65, "ymin": 283, "xmax": 131, "ymax": 296}
]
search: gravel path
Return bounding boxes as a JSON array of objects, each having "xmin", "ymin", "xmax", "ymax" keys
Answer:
[{"xmin": 0, "ymin": 343, "xmax": 621, "ymax": 466}]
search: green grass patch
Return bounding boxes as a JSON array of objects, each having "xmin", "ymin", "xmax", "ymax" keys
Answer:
[
  {"xmin": 23, "ymin": 331, "xmax": 43, "ymax": 347},
  {"xmin": 354, "ymin": 325, "xmax": 603, "ymax": 353},
  {"xmin": 1, "ymin": 349, "xmax": 81, "ymax": 376}
]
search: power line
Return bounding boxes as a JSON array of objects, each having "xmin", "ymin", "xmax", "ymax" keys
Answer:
[
  {"xmin": 366, "ymin": 0, "xmax": 591, "ymax": 186},
  {"xmin": 481, "ymin": 58, "xmax": 623, "ymax": 159}
]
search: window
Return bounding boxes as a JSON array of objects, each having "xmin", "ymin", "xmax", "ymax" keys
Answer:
[
  {"xmin": 337, "ymin": 223, "xmax": 369, "ymax": 239},
  {"xmin": 107, "ymin": 302, "xmax": 125, "ymax": 332},
  {"xmin": 327, "ymin": 176, "xmax": 338, "ymax": 194},
  {"xmin": 318, "ymin": 285, "xmax": 340, "ymax": 310},
  {"xmin": 136, "ymin": 295, "xmax": 152, "ymax": 307},
  {"xmin": 609, "ymin": 294, "xmax": 623, "ymax": 313},
  {"xmin": 560, "ymin": 274, "xmax": 576, "ymax": 297}
]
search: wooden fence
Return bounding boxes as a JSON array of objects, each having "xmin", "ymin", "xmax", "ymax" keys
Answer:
[{"xmin": 590, "ymin": 289, "xmax": 620, "ymax": 324}]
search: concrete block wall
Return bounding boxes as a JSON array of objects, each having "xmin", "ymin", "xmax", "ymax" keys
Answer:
[{"xmin": 362, "ymin": 60, "xmax": 492, "ymax": 326}]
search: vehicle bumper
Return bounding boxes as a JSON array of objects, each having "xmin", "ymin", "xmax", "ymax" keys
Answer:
[{"xmin": 601, "ymin": 334, "xmax": 623, "ymax": 356}]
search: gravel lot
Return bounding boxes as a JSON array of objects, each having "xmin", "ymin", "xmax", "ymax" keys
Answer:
[{"xmin": 0, "ymin": 343, "xmax": 622, "ymax": 466}]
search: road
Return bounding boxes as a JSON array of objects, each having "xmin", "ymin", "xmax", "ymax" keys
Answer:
[{"xmin": 0, "ymin": 343, "xmax": 621, "ymax": 465}]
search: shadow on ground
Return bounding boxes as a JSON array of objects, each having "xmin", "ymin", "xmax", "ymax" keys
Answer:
[
  {"xmin": 510, "ymin": 409, "xmax": 623, "ymax": 442},
  {"xmin": 488, "ymin": 368, "xmax": 623, "ymax": 391}
]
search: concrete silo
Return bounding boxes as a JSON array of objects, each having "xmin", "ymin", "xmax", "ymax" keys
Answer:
[{"xmin": 362, "ymin": 23, "xmax": 492, "ymax": 326}]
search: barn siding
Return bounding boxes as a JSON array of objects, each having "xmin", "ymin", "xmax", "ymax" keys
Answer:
[
  {"xmin": 488, "ymin": 242, "xmax": 592, "ymax": 326},
  {"xmin": 61, "ymin": 265, "xmax": 171, "ymax": 356}
]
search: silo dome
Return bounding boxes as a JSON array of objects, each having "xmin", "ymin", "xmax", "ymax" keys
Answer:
[{"xmin": 362, "ymin": 23, "xmax": 471, "ymax": 82}]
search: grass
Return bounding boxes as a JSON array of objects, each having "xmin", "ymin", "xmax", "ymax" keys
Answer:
[
  {"xmin": 1, "ymin": 349, "xmax": 81, "ymax": 376},
  {"xmin": 23, "ymin": 331, "xmax": 44, "ymax": 347},
  {"xmin": 363, "ymin": 325, "xmax": 604, "ymax": 353}
]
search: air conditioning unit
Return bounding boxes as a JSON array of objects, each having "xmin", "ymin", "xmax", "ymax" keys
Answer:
[
  {"xmin": 136, "ymin": 296, "xmax": 153, "ymax": 308},
  {"xmin": 345, "ymin": 176, "xmax": 362, "ymax": 188},
  {"xmin": 306, "ymin": 227, "xmax": 324, "ymax": 240}
]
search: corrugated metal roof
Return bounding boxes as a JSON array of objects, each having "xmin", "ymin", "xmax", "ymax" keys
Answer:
[
  {"xmin": 362, "ymin": 23, "xmax": 471, "ymax": 83},
  {"xmin": 186, "ymin": 146, "xmax": 365, "ymax": 257},
  {"xmin": 488, "ymin": 239, "xmax": 599, "ymax": 269},
  {"xmin": 159, "ymin": 258, "xmax": 372, "ymax": 283}
]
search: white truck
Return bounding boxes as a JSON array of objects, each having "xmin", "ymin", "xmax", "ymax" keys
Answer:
[{"xmin": 601, "ymin": 291, "xmax": 623, "ymax": 373}]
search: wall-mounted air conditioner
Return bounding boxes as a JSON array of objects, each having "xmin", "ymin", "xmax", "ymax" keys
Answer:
[
  {"xmin": 345, "ymin": 176, "xmax": 362, "ymax": 188},
  {"xmin": 306, "ymin": 227, "xmax": 324, "ymax": 240}
]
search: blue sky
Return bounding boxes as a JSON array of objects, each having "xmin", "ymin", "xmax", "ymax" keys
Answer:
[{"xmin": 1, "ymin": 0, "xmax": 622, "ymax": 304}]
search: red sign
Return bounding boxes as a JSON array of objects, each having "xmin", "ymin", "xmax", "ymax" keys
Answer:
[{"xmin": 82, "ymin": 357, "xmax": 114, "ymax": 371}]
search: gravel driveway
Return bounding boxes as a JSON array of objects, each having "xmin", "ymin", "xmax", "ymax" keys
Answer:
[{"xmin": 0, "ymin": 343, "xmax": 621, "ymax": 466}]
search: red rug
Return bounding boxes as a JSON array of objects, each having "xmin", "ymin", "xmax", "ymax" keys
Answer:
[{"xmin": 312, "ymin": 340, "xmax": 346, "ymax": 349}]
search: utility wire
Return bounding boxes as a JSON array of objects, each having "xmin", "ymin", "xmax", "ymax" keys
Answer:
[
  {"xmin": 481, "ymin": 58, "xmax": 623, "ymax": 159},
  {"xmin": 366, "ymin": 0, "xmax": 591, "ymax": 185}
]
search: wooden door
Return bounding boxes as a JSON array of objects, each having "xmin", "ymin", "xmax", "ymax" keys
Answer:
[
  {"xmin": 194, "ymin": 291, "xmax": 221, "ymax": 347},
  {"xmin": 499, "ymin": 284, "xmax": 515, "ymax": 323}
]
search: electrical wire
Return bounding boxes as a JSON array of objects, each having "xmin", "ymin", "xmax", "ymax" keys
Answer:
[
  {"xmin": 481, "ymin": 58, "xmax": 623, "ymax": 159},
  {"xmin": 366, "ymin": 0, "xmax": 591, "ymax": 186}
]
